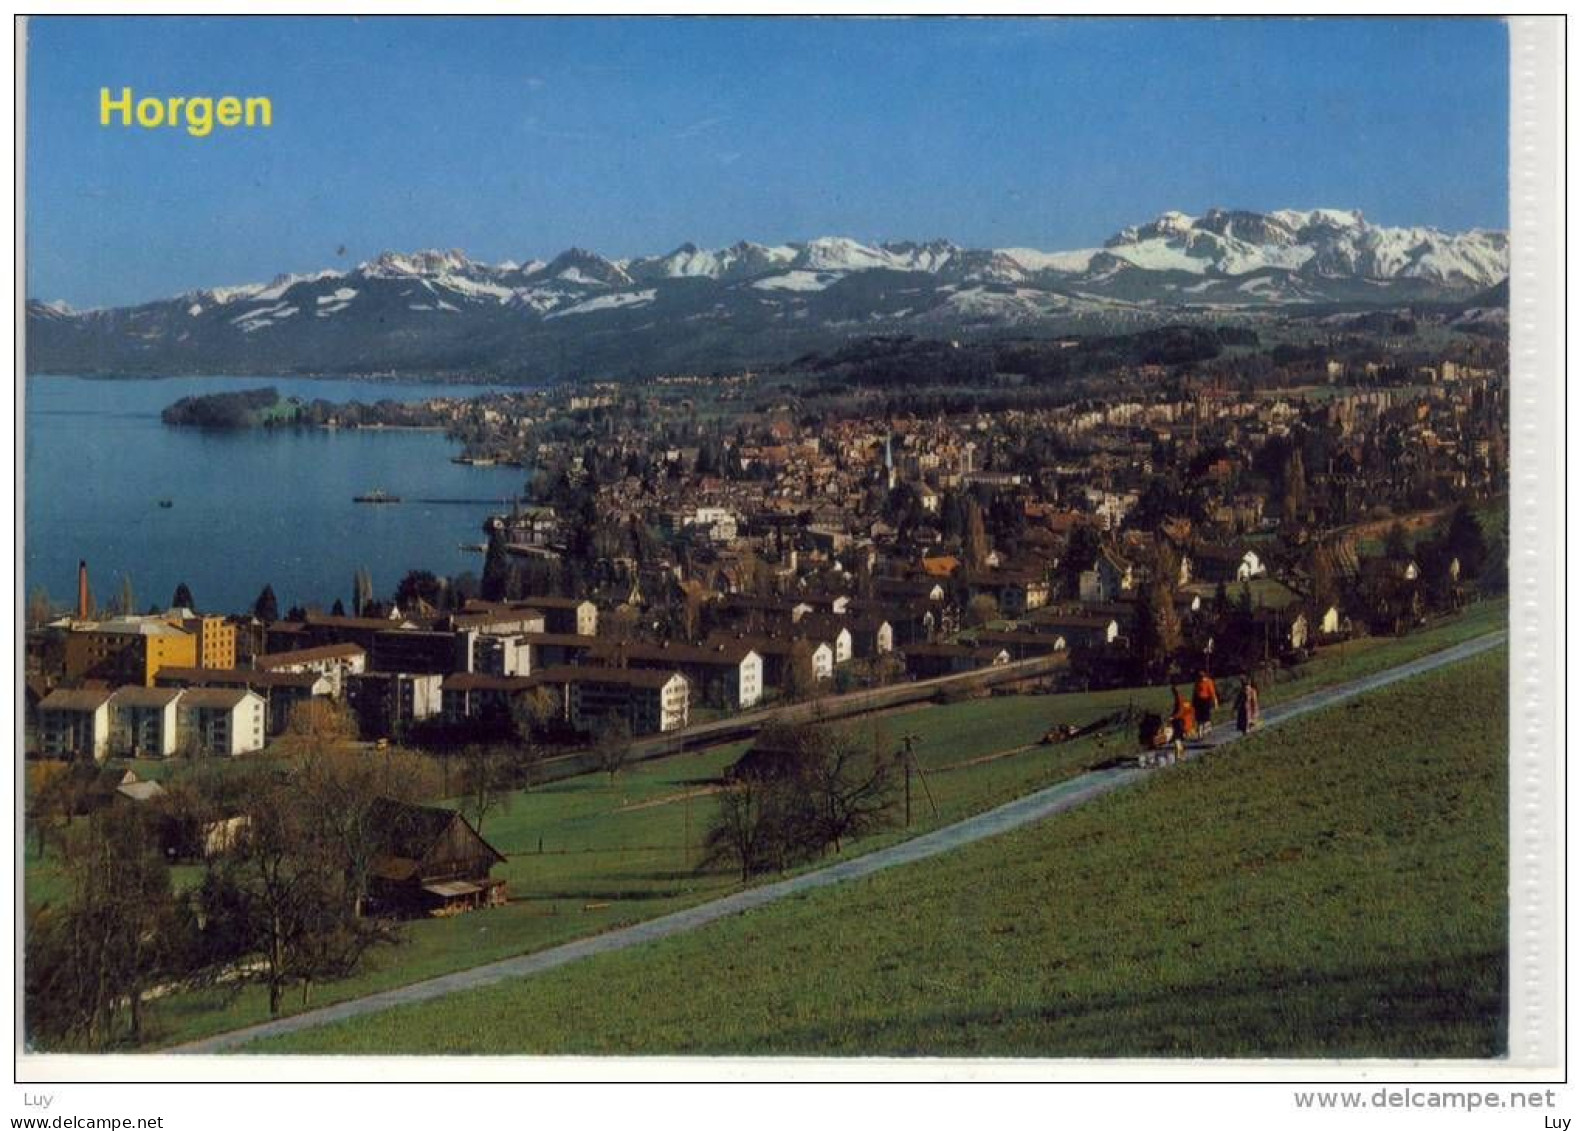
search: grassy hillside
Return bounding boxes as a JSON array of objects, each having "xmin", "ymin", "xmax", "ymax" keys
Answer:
[
  {"xmin": 111, "ymin": 692, "xmax": 1134, "ymax": 1048},
  {"xmin": 25, "ymin": 599, "xmax": 1504, "ymax": 1049},
  {"xmin": 255, "ymin": 648, "xmax": 1508, "ymax": 1057}
]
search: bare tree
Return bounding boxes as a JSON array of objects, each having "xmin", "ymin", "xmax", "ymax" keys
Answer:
[
  {"xmin": 592, "ymin": 719, "xmax": 633, "ymax": 785},
  {"xmin": 276, "ymin": 698, "xmax": 360, "ymax": 759},
  {"xmin": 457, "ymin": 745, "xmax": 510, "ymax": 837},
  {"xmin": 115, "ymin": 574, "xmax": 136, "ymax": 618},
  {"xmin": 25, "ymin": 806, "xmax": 181, "ymax": 1048},
  {"xmin": 295, "ymin": 745, "xmax": 393, "ymax": 919},
  {"xmin": 353, "ymin": 567, "xmax": 375, "ymax": 617},
  {"xmin": 701, "ymin": 775, "xmax": 806, "ymax": 883},
  {"xmin": 510, "ymin": 686, "xmax": 560, "ymax": 742},
  {"xmin": 783, "ymin": 640, "xmax": 817, "ymax": 701},
  {"xmin": 681, "ymin": 587, "xmax": 704, "ymax": 641},
  {"xmin": 604, "ymin": 604, "xmax": 641, "ymax": 644},
  {"xmin": 27, "ymin": 585, "xmax": 52, "ymax": 628},
  {"xmin": 503, "ymin": 734, "xmax": 548, "ymax": 794},
  {"xmin": 702, "ymin": 723, "xmax": 898, "ymax": 881},
  {"xmin": 174, "ymin": 724, "xmax": 208, "ymax": 761},
  {"xmin": 198, "ymin": 774, "xmax": 389, "ymax": 1018},
  {"xmin": 503, "ymin": 689, "xmax": 558, "ymax": 791},
  {"xmin": 804, "ymin": 724, "xmax": 898, "ymax": 853},
  {"xmin": 1131, "ymin": 543, "xmax": 1182, "ymax": 681},
  {"xmin": 150, "ymin": 774, "xmax": 218, "ymax": 862},
  {"xmin": 25, "ymin": 764, "xmax": 71, "ymax": 858}
]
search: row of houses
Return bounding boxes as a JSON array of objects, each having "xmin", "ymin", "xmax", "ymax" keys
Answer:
[
  {"xmin": 442, "ymin": 666, "xmax": 692, "ymax": 735},
  {"xmin": 35, "ymin": 581, "xmax": 1123, "ymax": 761},
  {"xmin": 36, "ymin": 685, "xmax": 266, "ymax": 761}
]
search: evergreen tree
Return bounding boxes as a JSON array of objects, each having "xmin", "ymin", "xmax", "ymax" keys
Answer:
[
  {"xmin": 963, "ymin": 497, "xmax": 990, "ymax": 571},
  {"xmin": 1059, "ymin": 525, "xmax": 1102, "ymax": 594},
  {"xmin": 941, "ymin": 491, "xmax": 968, "ymax": 542},
  {"xmin": 481, "ymin": 529, "xmax": 511, "ymax": 602},
  {"xmin": 394, "ymin": 570, "xmax": 443, "ymax": 611},
  {"xmin": 1384, "ymin": 522, "xmax": 1411, "ymax": 560},
  {"xmin": 1281, "ymin": 447, "xmax": 1308, "ymax": 527},
  {"xmin": 1128, "ymin": 478, "xmax": 1178, "ymax": 533},
  {"xmin": 254, "ymin": 584, "xmax": 279, "ymax": 623},
  {"xmin": 171, "ymin": 582, "xmax": 195, "ymax": 611},
  {"xmin": 1443, "ymin": 503, "xmax": 1489, "ymax": 580},
  {"xmin": 1310, "ymin": 544, "xmax": 1338, "ymax": 608}
]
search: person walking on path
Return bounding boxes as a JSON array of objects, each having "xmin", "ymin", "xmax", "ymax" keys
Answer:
[
  {"xmin": 1192, "ymin": 670, "xmax": 1220, "ymax": 736},
  {"xmin": 1234, "ymin": 675, "xmax": 1261, "ymax": 735},
  {"xmin": 1170, "ymin": 687, "xmax": 1196, "ymax": 742}
]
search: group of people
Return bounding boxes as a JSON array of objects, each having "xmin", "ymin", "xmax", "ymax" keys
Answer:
[{"xmin": 1141, "ymin": 670, "xmax": 1261, "ymax": 768}]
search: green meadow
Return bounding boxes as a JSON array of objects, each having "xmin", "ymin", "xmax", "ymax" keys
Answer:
[
  {"xmin": 24, "ymin": 599, "xmax": 1505, "ymax": 1049},
  {"xmin": 257, "ymin": 647, "xmax": 1507, "ymax": 1057}
]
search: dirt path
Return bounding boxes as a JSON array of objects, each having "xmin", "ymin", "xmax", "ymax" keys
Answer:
[
  {"xmin": 614, "ymin": 785, "xmax": 722, "ymax": 813},
  {"xmin": 933, "ymin": 742, "xmax": 1041, "ymax": 772},
  {"xmin": 174, "ymin": 630, "xmax": 1505, "ymax": 1054}
]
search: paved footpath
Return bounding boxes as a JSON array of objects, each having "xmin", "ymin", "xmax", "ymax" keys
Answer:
[{"xmin": 178, "ymin": 630, "xmax": 1505, "ymax": 1053}]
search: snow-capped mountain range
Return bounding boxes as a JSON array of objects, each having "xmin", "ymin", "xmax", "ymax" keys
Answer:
[{"xmin": 27, "ymin": 208, "xmax": 1508, "ymax": 380}]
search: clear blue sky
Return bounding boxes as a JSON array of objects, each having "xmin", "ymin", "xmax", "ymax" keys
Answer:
[{"xmin": 26, "ymin": 16, "xmax": 1509, "ymax": 308}]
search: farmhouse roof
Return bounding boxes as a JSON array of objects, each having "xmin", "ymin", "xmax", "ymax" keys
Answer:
[{"xmin": 368, "ymin": 796, "xmax": 506, "ymax": 872}]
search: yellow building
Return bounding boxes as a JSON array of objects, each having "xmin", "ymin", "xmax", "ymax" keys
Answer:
[
  {"xmin": 183, "ymin": 615, "xmax": 237, "ymax": 669},
  {"xmin": 64, "ymin": 616, "xmax": 199, "ymax": 686}
]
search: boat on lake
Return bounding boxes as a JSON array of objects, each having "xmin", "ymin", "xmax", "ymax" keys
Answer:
[
  {"xmin": 354, "ymin": 489, "xmax": 402, "ymax": 504},
  {"xmin": 157, "ymin": 499, "xmax": 174, "ymax": 509}
]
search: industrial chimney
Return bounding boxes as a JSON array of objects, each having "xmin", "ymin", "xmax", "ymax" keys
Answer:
[{"xmin": 77, "ymin": 559, "xmax": 90, "ymax": 620}]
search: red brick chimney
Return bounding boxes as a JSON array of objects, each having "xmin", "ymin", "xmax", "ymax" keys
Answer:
[{"xmin": 77, "ymin": 560, "xmax": 90, "ymax": 619}]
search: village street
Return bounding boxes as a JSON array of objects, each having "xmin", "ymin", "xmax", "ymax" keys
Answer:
[{"xmin": 175, "ymin": 630, "xmax": 1506, "ymax": 1054}]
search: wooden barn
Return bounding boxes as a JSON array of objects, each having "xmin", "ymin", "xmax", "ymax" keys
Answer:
[
  {"xmin": 726, "ymin": 722, "xmax": 838, "ymax": 782},
  {"xmin": 365, "ymin": 797, "xmax": 508, "ymax": 917}
]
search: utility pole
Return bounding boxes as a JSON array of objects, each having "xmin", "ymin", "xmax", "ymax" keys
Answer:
[
  {"xmin": 900, "ymin": 733, "xmax": 935, "ymax": 827},
  {"xmin": 904, "ymin": 743, "xmax": 912, "ymax": 827},
  {"xmin": 901, "ymin": 733, "xmax": 917, "ymax": 826}
]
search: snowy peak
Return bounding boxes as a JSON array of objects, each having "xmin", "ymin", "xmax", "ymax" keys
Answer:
[
  {"xmin": 531, "ymin": 247, "xmax": 633, "ymax": 288},
  {"xmin": 361, "ymin": 249, "xmax": 475, "ymax": 278},
  {"xmin": 1194, "ymin": 208, "xmax": 1300, "ymax": 246},
  {"xmin": 27, "ymin": 298, "xmax": 78, "ymax": 321},
  {"xmin": 1097, "ymin": 207, "xmax": 1506, "ymax": 288},
  {"xmin": 1273, "ymin": 207, "xmax": 1367, "ymax": 235},
  {"xmin": 31, "ymin": 207, "xmax": 1508, "ymax": 358},
  {"xmin": 625, "ymin": 240, "xmax": 797, "ymax": 283},
  {"xmin": 879, "ymin": 239, "xmax": 959, "ymax": 273},
  {"xmin": 794, "ymin": 236, "xmax": 898, "ymax": 272},
  {"xmin": 1108, "ymin": 209, "xmax": 1198, "ymax": 245}
]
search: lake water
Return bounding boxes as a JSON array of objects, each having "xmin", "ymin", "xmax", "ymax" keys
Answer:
[{"xmin": 24, "ymin": 375, "xmax": 529, "ymax": 616}]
